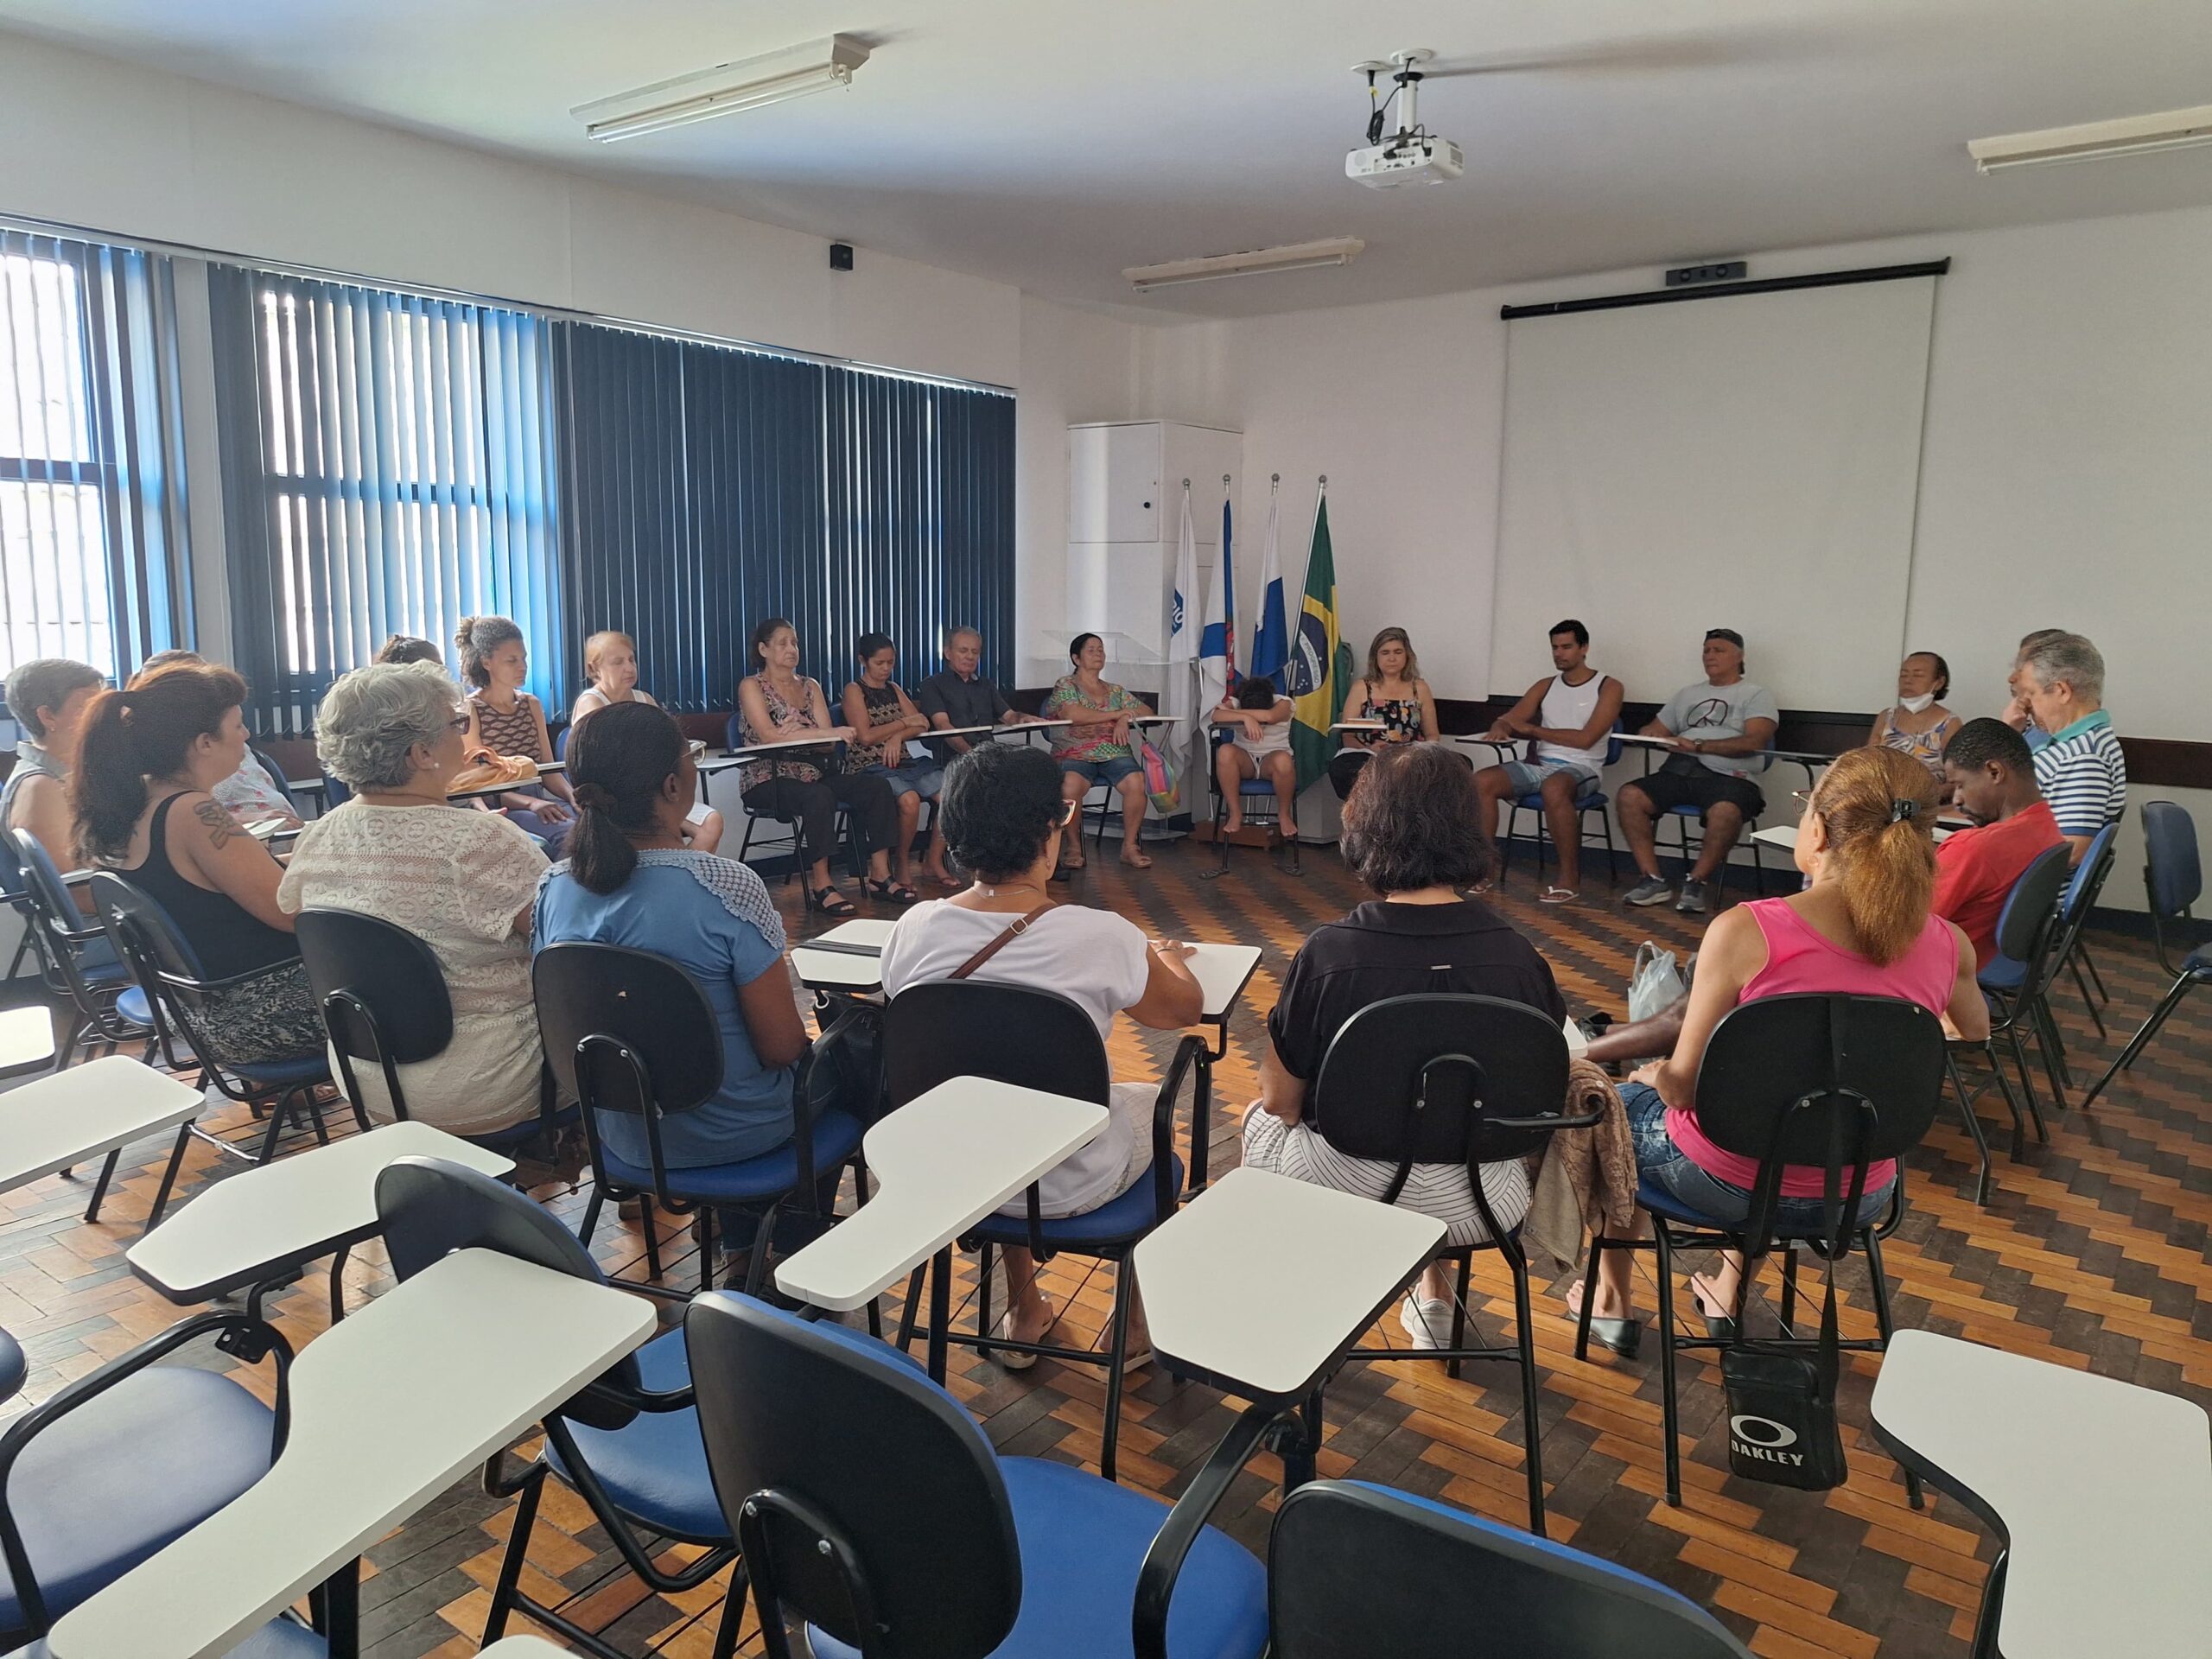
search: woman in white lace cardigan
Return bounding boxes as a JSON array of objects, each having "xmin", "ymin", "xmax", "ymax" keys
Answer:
[{"xmin": 278, "ymin": 662, "xmax": 550, "ymax": 1137}]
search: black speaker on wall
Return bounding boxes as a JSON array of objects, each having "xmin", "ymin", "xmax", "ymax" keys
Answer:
[{"xmin": 830, "ymin": 243, "xmax": 855, "ymax": 272}]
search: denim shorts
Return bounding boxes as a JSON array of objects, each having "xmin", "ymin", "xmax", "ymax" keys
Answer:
[
  {"xmin": 1060, "ymin": 755, "xmax": 1142, "ymax": 789},
  {"xmin": 1619, "ymin": 1081, "xmax": 1894, "ymax": 1231},
  {"xmin": 864, "ymin": 761, "xmax": 944, "ymax": 799},
  {"xmin": 1496, "ymin": 756, "xmax": 1600, "ymax": 800}
]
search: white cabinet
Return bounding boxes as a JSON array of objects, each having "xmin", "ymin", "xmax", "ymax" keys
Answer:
[{"xmin": 1065, "ymin": 421, "xmax": 1242, "ymax": 680}]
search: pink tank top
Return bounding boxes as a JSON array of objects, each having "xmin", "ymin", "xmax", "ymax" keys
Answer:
[{"xmin": 1665, "ymin": 898, "xmax": 1957, "ymax": 1198}]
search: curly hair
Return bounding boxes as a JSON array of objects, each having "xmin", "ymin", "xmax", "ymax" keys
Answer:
[
  {"xmin": 454, "ymin": 615, "xmax": 524, "ymax": 689},
  {"xmin": 1339, "ymin": 742, "xmax": 1491, "ymax": 895},
  {"xmin": 315, "ymin": 663, "xmax": 461, "ymax": 792},
  {"xmin": 938, "ymin": 743, "xmax": 1068, "ymax": 881}
]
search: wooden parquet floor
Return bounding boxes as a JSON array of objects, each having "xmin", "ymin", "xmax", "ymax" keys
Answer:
[{"xmin": 4, "ymin": 839, "xmax": 2208, "ymax": 1657}]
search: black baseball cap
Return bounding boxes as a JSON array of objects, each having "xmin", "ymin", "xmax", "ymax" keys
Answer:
[{"xmin": 1704, "ymin": 628, "xmax": 1745, "ymax": 649}]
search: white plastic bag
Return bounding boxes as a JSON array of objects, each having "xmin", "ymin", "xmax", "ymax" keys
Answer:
[{"xmin": 1628, "ymin": 941, "xmax": 1687, "ymax": 1024}]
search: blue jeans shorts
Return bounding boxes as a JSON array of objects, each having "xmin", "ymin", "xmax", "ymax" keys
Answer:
[
  {"xmin": 864, "ymin": 761, "xmax": 944, "ymax": 799},
  {"xmin": 1060, "ymin": 755, "xmax": 1142, "ymax": 789},
  {"xmin": 1620, "ymin": 1081, "xmax": 1895, "ymax": 1231},
  {"xmin": 1496, "ymin": 755, "xmax": 1600, "ymax": 800}
]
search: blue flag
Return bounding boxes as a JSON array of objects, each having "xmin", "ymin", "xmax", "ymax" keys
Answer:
[{"xmin": 1248, "ymin": 485, "xmax": 1287, "ymax": 685}]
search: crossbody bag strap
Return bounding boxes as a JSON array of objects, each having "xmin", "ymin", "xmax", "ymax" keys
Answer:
[{"xmin": 949, "ymin": 901, "xmax": 1057, "ymax": 980}]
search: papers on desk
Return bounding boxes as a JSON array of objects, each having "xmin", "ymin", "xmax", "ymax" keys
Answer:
[{"xmin": 1755, "ymin": 823, "xmax": 1948, "ymax": 851}]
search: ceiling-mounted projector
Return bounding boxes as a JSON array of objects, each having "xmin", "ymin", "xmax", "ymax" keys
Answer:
[{"xmin": 1347, "ymin": 48, "xmax": 1465, "ymax": 188}]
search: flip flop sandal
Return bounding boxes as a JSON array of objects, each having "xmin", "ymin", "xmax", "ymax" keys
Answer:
[{"xmin": 1540, "ymin": 887, "xmax": 1580, "ymax": 905}]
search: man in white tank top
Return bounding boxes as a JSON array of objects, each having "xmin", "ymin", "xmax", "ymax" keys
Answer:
[{"xmin": 1472, "ymin": 620, "xmax": 1624, "ymax": 904}]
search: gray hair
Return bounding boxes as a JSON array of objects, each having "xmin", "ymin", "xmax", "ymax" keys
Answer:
[
  {"xmin": 2021, "ymin": 632, "xmax": 2104, "ymax": 704},
  {"xmin": 5, "ymin": 658, "xmax": 105, "ymax": 739},
  {"xmin": 315, "ymin": 663, "xmax": 463, "ymax": 791},
  {"xmin": 948, "ymin": 626, "xmax": 982, "ymax": 646},
  {"xmin": 454, "ymin": 613, "xmax": 524, "ymax": 689}
]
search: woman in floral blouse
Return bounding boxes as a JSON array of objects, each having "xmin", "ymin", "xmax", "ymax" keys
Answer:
[{"xmin": 1046, "ymin": 632, "xmax": 1155, "ymax": 872}]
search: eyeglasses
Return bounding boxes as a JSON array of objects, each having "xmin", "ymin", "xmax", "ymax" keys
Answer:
[{"xmin": 448, "ymin": 715, "xmax": 472, "ymax": 734}]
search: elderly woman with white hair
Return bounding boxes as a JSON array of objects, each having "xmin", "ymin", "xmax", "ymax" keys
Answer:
[{"xmin": 277, "ymin": 661, "xmax": 550, "ymax": 1137}]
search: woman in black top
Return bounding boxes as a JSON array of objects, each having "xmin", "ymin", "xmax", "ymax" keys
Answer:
[
  {"xmin": 1247, "ymin": 741, "xmax": 1567, "ymax": 1351},
  {"xmin": 73, "ymin": 663, "xmax": 325, "ymax": 1065}
]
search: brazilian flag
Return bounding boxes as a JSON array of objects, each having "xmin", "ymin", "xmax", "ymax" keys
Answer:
[{"xmin": 1287, "ymin": 493, "xmax": 1351, "ymax": 791}]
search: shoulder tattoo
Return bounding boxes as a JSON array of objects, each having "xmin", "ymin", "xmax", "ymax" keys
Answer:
[{"xmin": 193, "ymin": 798, "xmax": 236, "ymax": 849}]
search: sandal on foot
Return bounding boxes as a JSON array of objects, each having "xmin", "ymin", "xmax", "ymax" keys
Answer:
[
  {"xmin": 864, "ymin": 878, "xmax": 918, "ymax": 905},
  {"xmin": 1540, "ymin": 886, "xmax": 1580, "ymax": 905},
  {"xmin": 1563, "ymin": 1283, "xmax": 1644, "ymax": 1359},
  {"xmin": 806, "ymin": 886, "xmax": 856, "ymax": 917},
  {"xmin": 1119, "ymin": 849, "xmax": 1154, "ymax": 869}
]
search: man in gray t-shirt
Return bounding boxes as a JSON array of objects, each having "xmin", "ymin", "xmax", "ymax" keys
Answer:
[{"xmin": 1618, "ymin": 628, "xmax": 1780, "ymax": 914}]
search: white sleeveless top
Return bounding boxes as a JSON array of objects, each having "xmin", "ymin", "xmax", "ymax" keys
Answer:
[{"xmin": 1535, "ymin": 673, "xmax": 1611, "ymax": 769}]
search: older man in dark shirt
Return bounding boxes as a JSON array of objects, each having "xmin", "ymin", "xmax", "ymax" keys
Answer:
[{"xmin": 916, "ymin": 626, "xmax": 1040, "ymax": 761}]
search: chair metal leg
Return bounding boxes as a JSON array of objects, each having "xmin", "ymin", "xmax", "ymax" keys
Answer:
[
  {"xmin": 1101, "ymin": 1261, "xmax": 1135, "ymax": 1484},
  {"xmin": 480, "ymin": 1461, "xmax": 545, "ymax": 1646},
  {"xmin": 2084, "ymin": 973, "xmax": 2196, "ymax": 1106},
  {"xmin": 84, "ymin": 1147, "xmax": 120, "ymax": 1223},
  {"xmin": 2077, "ymin": 938, "xmax": 2109, "ymax": 1006},
  {"xmin": 1507, "ymin": 1249, "xmax": 1548, "ymax": 1538},
  {"xmin": 1777, "ymin": 1244, "xmax": 1800, "ymax": 1335},
  {"xmin": 1446, "ymin": 1255, "xmax": 1471, "ymax": 1382},
  {"xmin": 2031, "ymin": 997, "xmax": 2069, "ymax": 1108},
  {"xmin": 738, "ymin": 1203, "xmax": 781, "ymax": 1295},
  {"xmin": 1652, "ymin": 1224, "xmax": 1684, "ymax": 1507},
  {"xmin": 145, "ymin": 1124, "xmax": 192, "ymax": 1230},
  {"xmin": 1944, "ymin": 1051, "xmax": 1994, "ymax": 1205},
  {"xmin": 974, "ymin": 1240, "xmax": 995, "ymax": 1357},
  {"xmin": 2068, "ymin": 956, "xmax": 2107, "ymax": 1039},
  {"xmin": 2002, "ymin": 1019, "xmax": 2041, "ymax": 1127},
  {"xmin": 577, "ymin": 1185, "xmax": 606, "ymax": 1245},
  {"xmin": 1861, "ymin": 1230, "xmax": 1922, "ymax": 1508},
  {"xmin": 639, "ymin": 1199, "xmax": 663, "ymax": 1281},
  {"xmin": 328, "ymin": 1246, "xmax": 350, "ymax": 1324},
  {"xmin": 1573, "ymin": 1236, "xmax": 1607, "ymax": 1363},
  {"xmin": 893, "ymin": 1263, "xmax": 925, "ymax": 1355}
]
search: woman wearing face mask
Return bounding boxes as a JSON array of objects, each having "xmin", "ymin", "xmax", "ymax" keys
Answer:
[{"xmin": 1866, "ymin": 651, "xmax": 1957, "ymax": 779}]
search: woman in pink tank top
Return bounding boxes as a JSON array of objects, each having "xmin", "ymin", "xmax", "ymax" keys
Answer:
[{"xmin": 1569, "ymin": 748, "xmax": 1986, "ymax": 1354}]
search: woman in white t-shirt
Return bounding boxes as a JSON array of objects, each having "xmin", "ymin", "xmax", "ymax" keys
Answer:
[
  {"xmin": 569, "ymin": 630, "xmax": 724, "ymax": 854},
  {"xmin": 880, "ymin": 741, "xmax": 1203, "ymax": 1366},
  {"xmin": 1209, "ymin": 674, "xmax": 1299, "ymax": 841}
]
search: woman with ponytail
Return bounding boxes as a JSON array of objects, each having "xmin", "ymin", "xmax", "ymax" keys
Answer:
[
  {"xmin": 71, "ymin": 664, "xmax": 326, "ymax": 1065},
  {"xmin": 532, "ymin": 702, "xmax": 808, "ymax": 1170},
  {"xmin": 1567, "ymin": 746, "xmax": 1987, "ymax": 1354}
]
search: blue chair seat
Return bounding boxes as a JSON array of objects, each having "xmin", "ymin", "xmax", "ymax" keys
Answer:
[
  {"xmin": 114, "ymin": 987, "xmax": 150, "ymax": 1028},
  {"xmin": 465, "ymin": 1103, "xmax": 582, "ymax": 1155},
  {"xmin": 227, "ymin": 1053, "xmax": 333, "ymax": 1092},
  {"xmin": 1516, "ymin": 787, "xmax": 1606, "ymax": 812},
  {"xmin": 9, "ymin": 1617, "xmax": 323, "ymax": 1658},
  {"xmin": 809, "ymin": 1452, "xmax": 1267, "ymax": 1659},
  {"xmin": 969, "ymin": 1154, "xmax": 1184, "ymax": 1249},
  {"xmin": 597, "ymin": 1110, "xmax": 864, "ymax": 1205},
  {"xmin": 2186, "ymin": 943, "xmax": 2212, "ymax": 978},
  {"xmin": 1236, "ymin": 779, "xmax": 1275, "ymax": 795},
  {"xmin": 1977, "ymin": 954, "xmax": 2028, "ymax": 994},
  {"xmin": 0, "ymin": 1367, "xmax": 276, "ymax": 1630},
  {"xmin": 0, "ymin": 1330, "xmax": 22, "ymax": 1405},
  {"xmin": 547, "ymin": 1332, "xmax": 724, "ymax": 1543}
]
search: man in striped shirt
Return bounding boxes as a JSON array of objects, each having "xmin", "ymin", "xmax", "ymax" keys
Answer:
[{"xmin": 2018, "ymin": 632, "xmax": 2125, "ymax": 866}]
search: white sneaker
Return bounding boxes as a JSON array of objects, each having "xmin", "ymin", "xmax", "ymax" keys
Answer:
[{"xmin": 1398, "ymin": 1295, "xmax": 1454, "ymax": 1351}]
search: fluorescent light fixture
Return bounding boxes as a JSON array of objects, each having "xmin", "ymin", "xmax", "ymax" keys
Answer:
[
  {"xmin": 1968, "ymin": 104, "xmax": 2212, "ymax": 173},
  {"xmin": 573, "ymin": 35, "xmax": 870, "ymax": 143},
  {"xmin": 1124, "ymin": 238, "xmax": 1365, "ymax": 292}
]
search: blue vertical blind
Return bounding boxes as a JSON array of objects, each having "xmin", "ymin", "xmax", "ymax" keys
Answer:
[
  {"xmin": 0, "ymin": 230, "xmax": 186, "ymax": 682},
  {"xmin": 212, "ymin": 266, "xmax": 1014, "ymax": 728},
  {"xmin": 554, "ymin": 321, "xmax": 1014, "ymax": 710},
  {"xmin": 208, "ymin": 264, "xmax": 562, "ymax": 733}
]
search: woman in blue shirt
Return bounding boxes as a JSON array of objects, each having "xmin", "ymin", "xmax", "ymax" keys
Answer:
[{"xmin": 534, "ymin": 701, "xmax": 808, "ymax": 1167}]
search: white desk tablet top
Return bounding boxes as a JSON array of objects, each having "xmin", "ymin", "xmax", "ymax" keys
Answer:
[
  {"xmin": 1754, "ymin": 823, "xmax": 1948, "ymax": 851},
  {"xmin": 1561, "ymin": 1014, "xmax": 1591, "ymax": 1060},
  {"xmin": 0, "ymin": 1004, "xmax": 56, "ymax": 1080},
  {"xmin": 127, "ymin": 1122, "xmax": 515, "ymax": 1303},
  {"xmin": 477, "ymin": 1641, "xmax": 577, "ymax": 1657},
  {"xmin": 775, "ymin": 1077, "xmax": 1109, "ymax": 1313},
  {"xmin": 50, "ymin": 1249, "xmax": 657, "ymax": 1659},
  {"xmin": 816, "ymin": 918, "xmax": 897, "ymax": 949},
  {"xmin": 1135, "ymin": 1167, "xmax": 1443, "ymax": 1402},
  {"xmin": 1871, "ymin": 1330, "xmax": 2212, "ymax": 1659},
  {"xmin": 0, "ymin": 1056, "xmax": 201, "ymax": 1196},
  {"xmin": 1181, "ymin": 942, "xmax": 1262, "ymax": 1022},
  {"xmin": 1331, "ymin": 721, "xmax": 1385, "ymax": 733},
  {"xmin": 789, "ymin": 948, "xmax": 885, "ymax": 992}
]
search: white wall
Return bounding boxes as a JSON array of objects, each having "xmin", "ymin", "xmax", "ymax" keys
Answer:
[{"xmin": 1136, "ymin": 207, "xmax": 2212, "ymax": 907}]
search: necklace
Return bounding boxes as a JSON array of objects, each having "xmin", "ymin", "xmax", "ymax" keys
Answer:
[{"xmin": 976, "ymin": 880, "xmax": 1046, "ymax": 900}]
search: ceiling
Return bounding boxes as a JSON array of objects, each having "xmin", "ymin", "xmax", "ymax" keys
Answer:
[{"xmin": 6, "ymin": 0, "xmax": 2212, "ymax": 320}]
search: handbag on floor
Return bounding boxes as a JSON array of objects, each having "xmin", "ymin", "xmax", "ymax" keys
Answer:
[{"xmin": 1719, "ymin": 1264, "xmax": 1848, "ymax": 1491}]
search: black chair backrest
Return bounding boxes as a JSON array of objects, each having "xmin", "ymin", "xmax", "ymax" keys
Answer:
[
  {"xmin": 88, "ymin": 868, "xmax": 210, "ymax": 988},
  {"xmin": 1992, "ymin": 842, "xmax": 2073, "ymax": 969},
  {"xmin": 295, "ymin": 908, "xmax": 454, "ymax": 1067},
  {"xmin": 1271, "ymin": 1480, "xmax": 1751, "ymax": 1659},
  {"xmin": 2144, "ymin": 799, "xmax": 2202, "ymax": 919},
  {"xmin": 532, "ymin": 941, "xmax": 723, "ymax": 1118},
  {"xmin": 373, "ymin": 1154, "xmax": 642, "ymax": 1420},
  {"xmin": 882, "ymin": 979, "xmax": 1111, "ymax": 1111},
  {"xmin": 1692, "ymin": 992, "xmax": 1943, "ymax": 1248},
  {"xmin": 247, "ymin": 747, "xmax": 299, "ymax": 817},
  {"xmin": 685, "ymin": 1289, "xmax": 1021, "ymax": 1659},
  {"xmin": 1308, "ymin": 994, "xmax": 1573, "ymax": 1167},
  {"xmin": 10, "ymin": 828, "xmax": 80, "ymax": 943}
]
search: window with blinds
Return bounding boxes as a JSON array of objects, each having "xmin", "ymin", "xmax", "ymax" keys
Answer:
[
  {"xmin": 208, "ymin": 266, "xmax": 560, "ymax": 733},
  {"xmin": 0, "ymin": 231, "xmax": 187, "ymax": 683}
]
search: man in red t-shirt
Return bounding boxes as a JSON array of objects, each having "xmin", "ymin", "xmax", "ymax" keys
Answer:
[{"xmin": 1934, "ymin": 719, "xmax": 2065, "ymax": 969}]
